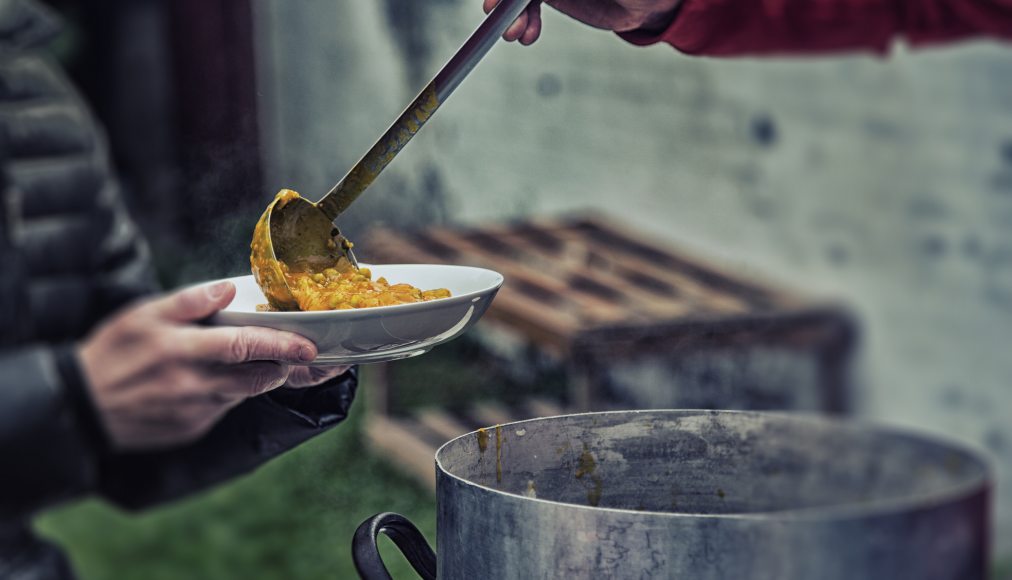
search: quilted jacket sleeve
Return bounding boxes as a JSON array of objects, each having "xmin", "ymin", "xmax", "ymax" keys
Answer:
[
  {"xmin": 0, "ymin": 346, "xmax": 99, "ymax": 521},
  {"xmin": 0, "ymin": 3, "xmax": 358, "ymax": 520}
]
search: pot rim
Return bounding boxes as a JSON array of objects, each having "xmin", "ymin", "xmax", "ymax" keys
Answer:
[{"xmin": 434, "ymin": 409, "xmax": 993, "ymax": 522}]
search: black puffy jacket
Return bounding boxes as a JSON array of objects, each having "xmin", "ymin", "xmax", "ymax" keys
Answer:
[{"xmin": 0, "ymin": 2, "xmax": 357, "ymax": 577}]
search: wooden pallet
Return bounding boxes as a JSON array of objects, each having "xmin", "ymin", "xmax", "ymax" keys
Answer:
[
  {"xmin": 362, "ymin": 213, "xmax": 855, "ymax": 412},
  {"xmin": 363, "ymin": 214, "xmax": 808, "ymax": 356}
]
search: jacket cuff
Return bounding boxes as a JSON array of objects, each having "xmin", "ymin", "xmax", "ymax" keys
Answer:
[
  {"xmin": 53, "ymin": 344, "xmax": 111, "ymax": 457},
  {"xmin": 617, "ymin": 3, "xmax": 688, "ymax": 48},
  {"xmin": 0, "ymin": 346, "xmax": 98, "ymax": 519},
  {"xmin": 265, "ymin": 366, "xmax": 359, "ymax": 430},
  {"xmin": 97, "ymin": 368, "xmax": 358, "ymax": 510}
]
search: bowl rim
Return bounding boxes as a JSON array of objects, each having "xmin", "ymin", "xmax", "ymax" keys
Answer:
[{"xmin": 216, "ymin": 263, "xmax": 504, "ymax": 319}]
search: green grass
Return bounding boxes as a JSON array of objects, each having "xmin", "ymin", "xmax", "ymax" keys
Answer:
[{"xmin": 33, "ymin": 393, "xmax": 437, "ymax": 580}]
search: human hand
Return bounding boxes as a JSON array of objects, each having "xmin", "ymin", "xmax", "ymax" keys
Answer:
[
  {"xmin": 485, "ymin": 0, "xmax": 683, "ymax": 45},
  {"xmin": 78, "ymin": 281, "xmax": 329, "ymax": 451}
]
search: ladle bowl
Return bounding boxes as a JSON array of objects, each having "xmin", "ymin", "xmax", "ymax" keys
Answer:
[{"xmin": 250, "ymin": 189, "xmax": 355, "ymax": 311}]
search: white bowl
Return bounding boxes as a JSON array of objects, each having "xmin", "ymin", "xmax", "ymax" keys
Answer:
[{"xmin": 211, "ymin": 264, "xmax": 503, "ymax": 365}]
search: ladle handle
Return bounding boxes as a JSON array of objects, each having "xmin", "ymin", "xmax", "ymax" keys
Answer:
[
  {"xmin": 353, "ymin": 512, "xmax": 437, "ymax": 580},
  {"xmin": 318, "ymin": 0, "xmax": 533, "ymax": 220}
]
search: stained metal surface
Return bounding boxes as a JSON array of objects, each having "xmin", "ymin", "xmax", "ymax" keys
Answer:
[{"xmin": 434, "ymin": 410, "xmax": 990, "ymax": 579}]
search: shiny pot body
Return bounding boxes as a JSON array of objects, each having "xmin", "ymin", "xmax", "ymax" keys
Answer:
[{"xmin": 432, "ymin": 410, "xmax": 989, "ymax": 580}]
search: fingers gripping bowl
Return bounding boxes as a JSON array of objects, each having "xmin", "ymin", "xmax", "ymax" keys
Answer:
[{"xmin": 212, "ymin": 264, "xmax": 503, "ymax": 365}]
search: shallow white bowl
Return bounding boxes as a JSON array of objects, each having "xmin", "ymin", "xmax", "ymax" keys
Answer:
[{"xmin": 211, "ymin": 264, "xmax": 503, "ymax": 365}]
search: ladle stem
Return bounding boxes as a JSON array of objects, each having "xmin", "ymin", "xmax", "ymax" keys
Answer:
[{"xmin": 317, "ymin": 0, "xmax": 533, "ymax": 221}]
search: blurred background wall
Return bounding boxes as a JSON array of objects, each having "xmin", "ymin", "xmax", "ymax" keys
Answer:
[
  {"xmin": 35, "ymin": 0, "xmax": 1012, "ymax": 570},
  {"xmin": 252, "ymin": 0, "xmax": 1012, "ymax": 557}
]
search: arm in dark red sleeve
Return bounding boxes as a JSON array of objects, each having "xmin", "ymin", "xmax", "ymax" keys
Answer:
[{"xmin": 620, "ymin": 0, "xmax": 1012, "ymax": 56}]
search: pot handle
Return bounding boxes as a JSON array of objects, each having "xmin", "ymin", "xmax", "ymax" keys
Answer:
[{"xmin": 353, "ymin": 512, "xmax": 437, "ymax": 580}]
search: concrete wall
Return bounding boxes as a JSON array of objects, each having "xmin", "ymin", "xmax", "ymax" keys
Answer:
[{"xmin": 253, "ymin": 0, "xmax": 1012, "ymax": 558}]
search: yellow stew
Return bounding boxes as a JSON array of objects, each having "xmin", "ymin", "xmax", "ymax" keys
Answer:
[{"xmin": 280, "ymin": 262, "xmax": 450, "ymax": 311}]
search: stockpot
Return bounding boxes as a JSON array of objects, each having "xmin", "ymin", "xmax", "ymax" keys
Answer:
[{"xmin": 354, "ymin": 410, "xmax": 991, "ymax": 579}]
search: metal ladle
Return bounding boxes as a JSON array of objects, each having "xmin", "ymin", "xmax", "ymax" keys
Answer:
[{"xmin": 252, "ymin": 0, "xmax": 534, "ymax": 310}]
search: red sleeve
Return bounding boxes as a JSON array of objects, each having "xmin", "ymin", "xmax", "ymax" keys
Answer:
[{"xmin": 619, "ymin": 0, "xmax": 1012, "ymax": 56}]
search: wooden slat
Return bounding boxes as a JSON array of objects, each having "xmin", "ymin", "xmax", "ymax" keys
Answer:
[
  {"xmin": 525, "ymin": 397, "xmax": 566, "ymax": 419},
  {"xmin": 492, "ymin": 229, "xmax": 698, "ymax": 319},
  {"xmin": 480, "ymin": 288, "xmax": 577, "ymax": 354},
  {"xmin": 416, "ymin": 407, "xmax": 473, "ymax": 442},
  {"xmin": 366, "ymin": 229, "xmax": 581, "ymax": 352},
  {"xmin": 373, "ymin": 223, "xmax": 738, "ymax": 315},
  {"xmin": 525, "ymin": 215, "xmax": 746, "ymax": 309},
  {"xmin": 365, "ymin": 399, "xmax": 580, "ymax": 492},
  {"xmin": 364, "ymin": 416, "xmax": 438, "ymax": 492},
  {"xmin": 411, "ymin": 221, "xmax": 745, "ymax": 317},
  {"xmin": 424, "ymin": 228, "xmax": 636, "ymax": 325},
  {"xmin": 469, "ymin": 401, "xmax": 514, "ymax": 428},
  {"xmin": 565, "ymin": 214, "xmax": 800, "ymax": 309},
  {"xmin": 550, "ymin": 227, "xmax": 749, "ymax": 315},
  {"xmin": 364, "ymin": 230, "xmax": 448, "ymax": 264}
]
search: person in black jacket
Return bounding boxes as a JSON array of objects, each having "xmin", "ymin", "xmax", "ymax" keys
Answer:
[{"xmin": 0, "ymin": 2, "xmax": 358, "ymax": 578}]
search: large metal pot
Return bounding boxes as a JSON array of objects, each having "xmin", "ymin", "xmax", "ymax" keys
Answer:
[{"xmin": 354, "ymin": 410, "xmax": 991, "ymax": 579}]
